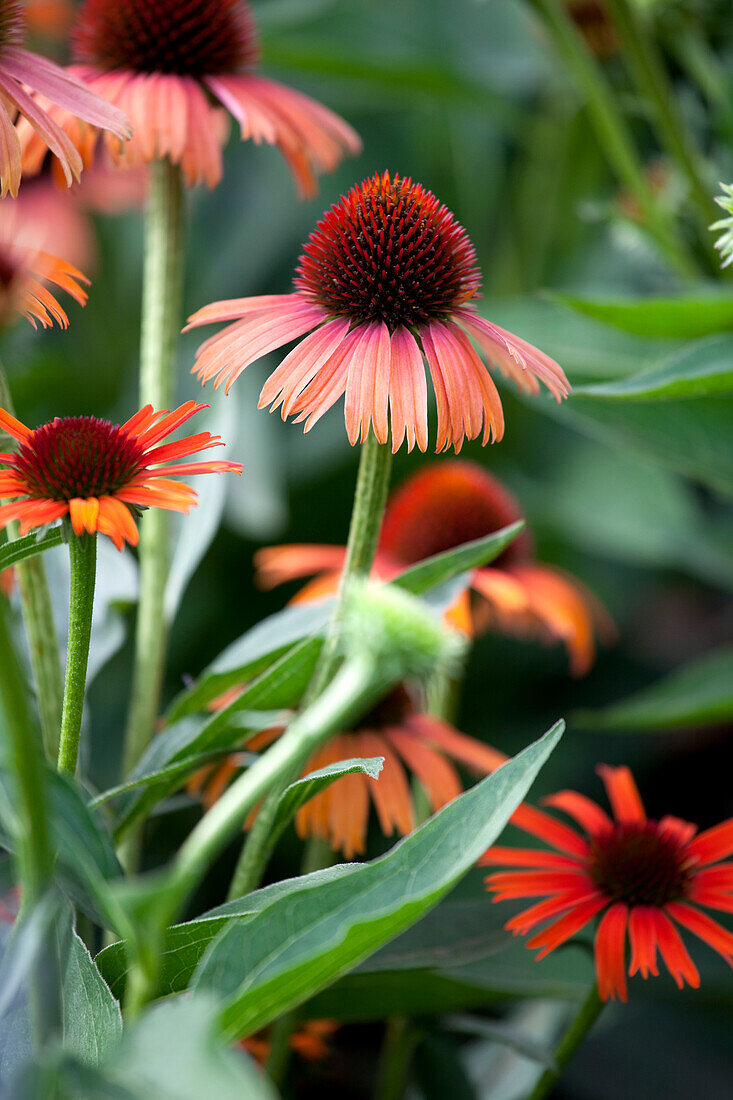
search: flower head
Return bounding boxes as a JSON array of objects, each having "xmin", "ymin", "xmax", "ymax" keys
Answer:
[
  {"xmin": 255, "ymin": 462, "xmax": 610, "ymax": 675},
  {"xmin": 22, "ymin": 0, "xmax": 360, "ymax": 192},
  {"xmin": 191, "ymin": 682, "xmax": 507, "ymax": 858},
  {"xmin": 241, "ymin": 1021, "xmax": 338, "ymax": 1067},
  {"xmin": 0, "ymin": 400, "xmax": 242, "ymax": 549},
  {"xmin": 711, "ymin": 182, "xmax": 733, "ymax": 269},
  {"xmin": 481, "ymin": 765, "xmax": 733, "ymax": 1000},
  {"xmin": 0, "ymin": 0, "xmax": 130, "ymax": 197},
  {"xmin": 187, "ymin": 172, "xmax": 569, "ymax": 451}
]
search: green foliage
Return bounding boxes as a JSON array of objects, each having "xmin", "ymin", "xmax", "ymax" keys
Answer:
[
  {"xmin": 0, "ymin": 528, "xmax": 66, "ymax": 573},
  {"xmin": 576, "ymin": 645, "xmax": 733, "ymax": 731}
]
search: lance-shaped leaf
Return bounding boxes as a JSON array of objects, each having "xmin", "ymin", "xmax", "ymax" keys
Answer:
[
  {"xmin": 0, "ymin": 528, "xmax": 65, "ymax": 573},
  {"xmin": 191, "ymin": 722, "xmax": 563, "ymax": 1039},
  {"xmin": 268, "ymin": 756, "xmax": 384, "ymax": 845},
  {"xmin": 575, "ymin": 645, "xmax": 733, "ymax": 731},
  {"xmin": 570, "ymin": 335, "xmax": 733, "ymax": 399},
  {"xmin": 553, "ymin": 292, "xmax": 733, "ymax": 339}
]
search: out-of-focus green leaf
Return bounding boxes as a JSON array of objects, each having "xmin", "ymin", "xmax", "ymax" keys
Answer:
[
  {"xmin": 548, "ymin": 391, "xmax": 733, "ymax": 496},
  {"xmin": 444, "ymin": 1014, "xmax": 557, "ymax": 1069},
  {"xmin": 0, "ymin": 529, "xmax": 65, "ymax": 573},
  {"xmin": 191, "ymin": 723, "xmax": 563, "ymax": 1039},
  {"xmin": 571, "ymin": 335, "xmax": 733, "ymax": 399},
  {"xmin": 554, "ymin": 291, "xmax": 733, "ymax": 339},
  {"xmin": 270, "ymin": 756, "xmax": 384, "ymax": 839},
  {"xmin": 575, "ymin": 645, "xmax": 733, "ymax": 731}
]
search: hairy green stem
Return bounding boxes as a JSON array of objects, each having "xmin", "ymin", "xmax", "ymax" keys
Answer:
[
  {"xmin": 123, "ymin": 157, "xmax": 184, "ymax": 778},
  {"xmin": 125, "ymin": 654, "xmax": 383, "ymax": 1018},
  {"xmin": 525, "ymin": 986, "xmax": 604, "ymax": 1100},
  {"xmin": 527, "ymin": 0, "xmax": 699, "ymax": 277},
  {"xmin": 225, "ymin": 433, "xmax": 392, "ymax": 900},
  {"xmin": 58, "ymin": 533, "xmax": 97, "ymax": 775},
  {"xmin": 603, "ymin": 0, "xmax": 719, "ymax": 269}
]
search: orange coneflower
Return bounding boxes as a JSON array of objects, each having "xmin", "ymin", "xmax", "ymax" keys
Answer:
[
  {"xmin": 21, "ymin": 0, "xmax": 360, "ymax": 194},
  {"xmin": 241, "ymin": 1020, "xmax": 339, "ymax": 1067},
  {"xmin": 191, "ymin": 682, "xmax": 507, "ymax": 858},
  {"xmin": 0, "ymin": 0, "xmax": 130, "ymax": 197},
  {"xmin": 186, "ymin": 172, "xmax": 570, "ymax": 451},
  {"xmin": 0, "ymin": 203, "xmax": 89, "ymax": 329},
  {"xmin": 0, "ymin": 400, "xmax": 242, "ymax": 550},
  {"xmin": 481, "ymin": 765, "xmax": 733, "ymax": 1001},
  {"xmin": 255, "ymin": 462, "xmax": 610, "ymax": 676}
]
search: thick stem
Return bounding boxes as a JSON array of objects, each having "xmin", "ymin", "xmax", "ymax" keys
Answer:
[
  {"xmin": 14, "ymin": 547, "xmax": 64, "ymax": 763},
  {"xmin": 123, "ymin": 157, "xmax": 185, "ymax": 778},
  {"xmin": 603, "ymin": 0, "xmax": 720, "ymax": 270},
  {"xmin": 57, "ymin": 533, "xmax": 97, "ymax": 776},
  {"xmin": 527, "ymin": 0, "xmax": 699, "ymax": 278},
  {"xmin": 375, "ymin": 1016, "xmax": 419, "ymax": 1100},
  {"xmin": 525, "ymin": 986, "xmax": 604, "ymax": 1100},
  {"xmin": 225, "ymin": 433, "xmax": 393, "ymax": 899}
]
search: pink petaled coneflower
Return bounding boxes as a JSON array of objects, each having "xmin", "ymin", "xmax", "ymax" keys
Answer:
[
  {"xmin": 255, "ymin": 462, "xmax": 610, "ymax": 675},
  {"xmin": 23, "ymin": 0, "xmax": 360, "ymax": 193},
  {"xmin": 186, "ymin": 173, "xmax": 570, "ymax": 451},
  {"xmin": 0, "ymin": 400, "xmax": 242, "ymax": 550},
  {"xmin": 481, "ymin": 765, "xmax": 733, "ymax": 1001},
  {"xmin": 0, "ymin": 0, "xmax": 130, "ymax": 197},
  {"xmin": 189, "ymin": 683, "xmax": 507, "ymax": 858}
]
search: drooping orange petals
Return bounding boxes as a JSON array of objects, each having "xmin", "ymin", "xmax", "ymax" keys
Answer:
[
  {"xmin": 358, "ymin": 731, "xmax": 413, "ymax": 839},
  {"xmin": 649, "ymin": 910, "xmax": 700, "ymax": 990},
  {"xmin": 595, "ymin": 903, "xmax": 628, "ymax": 1001},
  {"xmin": 688, "ymin": 820, "xmax": 733, "ymax": 867},
  {"xmin": 507, "ymin": 564, "xmax": 600, "ymax": 677},
  {"xmin": 666, "ymin": 902, "xmax": 733, "ymax": 967},
  {"xmin": 597, "ymin": 765, "xmax": 646, "ymax": 824},
  {"xmin": 628, "ymin": 906, "xmax": 660, "ymax": 978},
  {"xmin": 527, "ymin": 896, "xmax": 606, "ymax": 960},
  {"xmin": 387, "ymin": 727, "xmax": 462, "ymax": 814},
  {"xmin": 542, "ymin": 790, "xmax": 612, "ymax": 837},
  {"xmin": 253, "ymin": 544, "xmax": 348, "ymax": 590},
  {"xmin": 413, "ymin": 715, "xmax": 509, "ymax": 776}
]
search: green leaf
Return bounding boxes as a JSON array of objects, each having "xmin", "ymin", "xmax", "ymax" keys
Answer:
[
  {"xmin": 269, "ymin": 756, "xmax": 384, "ymax": 842},
  {"xmin": 571, "ymin": 335, "xmax": 733, "ymax": 399},
  {"xmin": 0, "ymin": 528, "xmax": 65, "ymax": 572},
  {"xmin": 111, "ymin": 638, "xmax": 320, "ymax": 840},
  {"xmin": 549, "ymin": 391, "xmax": 733, "ymax": 496},
  {"xmin": 393, "ymin": 522, "xmax": 524, "ymax": 595},
  {"xmin": 104, "ymin": 996, "xmax": 278, "ymax": 1100},
  {"xmin": 444, "ymin": 1014, "xmax": 557, "ymax": 1069},
  {"xmin": 554, "ymin": 291, "xmax": 733, "ymax": 339},
  {"xmin": 575, "ymin": 645, "xmax": 733, "ymax": 731},
  {"xmin": 165, "ymin": 607, "xmax": 331, "ymax": 723},
  {"xmin": 192, "ymin": 722, "xmax": 563, "ymax": 1039}
]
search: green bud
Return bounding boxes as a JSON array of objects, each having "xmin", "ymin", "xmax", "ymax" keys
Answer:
[{"xmin": 341, "ymin": 580, "xmax": 466, "ymax": 683}]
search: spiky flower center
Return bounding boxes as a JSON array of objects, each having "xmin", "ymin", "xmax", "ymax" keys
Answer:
[
  {"xmin": 379, "ymin": 462, "xmax": 532, "ymax": 569},
  {"xmin": 73, "ymin": 0, "xmax": 259, "ymax": 77},
  {"xmin": 0, "ymin": 0, "xmax": 23, "ymax": 53},
  {"xmin": 295, "ymin": 172, "xmax": 481, "ymax": 330},
  {"xmin": 14, "ymin": 416, "xmax": 145, "ymax": 501},
  {"xmin": 589, "ymin": 822, "xmax": 690, "ymax": 907}
]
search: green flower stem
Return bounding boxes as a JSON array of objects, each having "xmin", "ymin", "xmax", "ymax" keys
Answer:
[
  {"xmin": 525, "ymin": 986, "xmax": 604, "ymax": 1100},
  {"xmin": 11, "ymin": 532, "xmax": 64, "ymax": 763},
  {"xmin": 603, "ymin": 0, "xmax": 719, "ymax": 269},
  {"xmin": 374, "ymin": 1016, "xmax": 420, "ymax": 1100},
  {"xmin": 225, "ymin": 432, "xmax": 393, "ymax": 900},
  {"xmin": 526, "ymin": 0, "xmax": 699, "ymax": 278},
  {"xmin": 123, "ymin": 156, "xmax": 184, "ymax": 778},
  {"xmin": 0, "ymin": 597, "xmax": 59, "ymax": 1047},
  {"xmin": 57, "ymin": 533, "xmax": 97, "ymax": 776},
  {"xmin": 0, "ymin": 598, "xmax": 53, "ymax": 903},
  {"xmin": 125, "ymin": 653, "xmax": 386, "ymax": 1018}
]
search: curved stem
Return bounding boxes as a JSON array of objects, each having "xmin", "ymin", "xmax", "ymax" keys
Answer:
[
  {"xmin": 225, "ymin": 433, "xmax": 392, "ymax": 900},
  {"xmin": 526, "ymin": 0, "xmax": 699, "ymax": 278},
  {"xmin": 123, "ymin": 156, "xmax": 185, "ymax": 778},
  {"xmin": 57, "ymin": 533, "xmax": 97, "ymax": 776},
  {"xmin": 525, "ymin": 986, "xmax": 604, "ymax": 1100}
]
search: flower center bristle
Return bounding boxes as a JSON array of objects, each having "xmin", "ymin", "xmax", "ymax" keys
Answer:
[
  {"xmin": 15, "ymin": 416, "xmax": 146, "ymax": 502},
  {"xmin": 589, "ymin": 822, "xmax": 690, "ymax": 907},
  {"xmin": 379, "ymin": 462, "xmax": 532, "ymax": 568},
  {"xmin": 356, "ymin": 685, "xmax": 414, "ymax": 731},
  {"xmin": 0, "ymin": 0, "xmax": 23, "ymax": 53},
  {"xmin": 295, "ymin": 172, "xmax": 481, "ymax": 330},
  {"xmin": 73, "ymin": 0, "xmax": 259, "ymax": 77}
]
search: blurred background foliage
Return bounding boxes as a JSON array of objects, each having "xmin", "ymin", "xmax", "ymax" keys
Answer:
[{"xmin": 4, "ymin": 0, "xmax": 733, "ymax": 1096}]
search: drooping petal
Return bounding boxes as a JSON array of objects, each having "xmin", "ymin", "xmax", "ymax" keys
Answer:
[
  {"xmin": 454, "ymin": 308, "xmax": 570, "ymax": 402},
  {"xmin": 343, "ymin": 321, "xmax": 391, "ymax": 446},
  {"xmin": 648, "ymin": 909, "xmax": 700, "ymax": 990},
  {"xmin": 411, "ymin": 714, "xmax": 508, "ymax": 775},
  {"xmin": 687, "ymin": 820, "xmax": 733, "ymax": 867},
  {"xmin": 388, "ymin": 326, "xmax": 428, "ymax": 453},
  {"xmin": 628, "ymin": 906, "xmax": 660, "ymax": 979},
  {"xmin": 289, "ymin": 325, "xmax": 363, "ymax": 433},
  {"xmin": 259, "ymin": 317, "xmax": 352, "ymax": 417},
  {"xmin": 387, "ymin": 727, "xmax": 462, "ymax": 813},
  {"xmin": 597, "ymin": 765, "xmax": 646, "ymax": 824},
  {"xmin": 666, "ymin": 903, "xmax": 733, "ymax": 967},
  {"xmin": 594, "ymin": 903, "xmax": 628, "ymax": 1001},
  {"xmin": 541, "ymin": 790, "xmax": 612, "ymax": 838},
  {"xmin": 507, "ymin": 564, "xmax": 602, "ymax": 677},
  {"xmin": 504, "ymin": 889, "xmax": 601, "ymax": 936},
  {"xmin": 253, "ymin": 544, "xmax": 348, "ymax": 590},
  {"xmin": 527, "ymin": 896, "xmax": 606, "ymax": 959}
]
